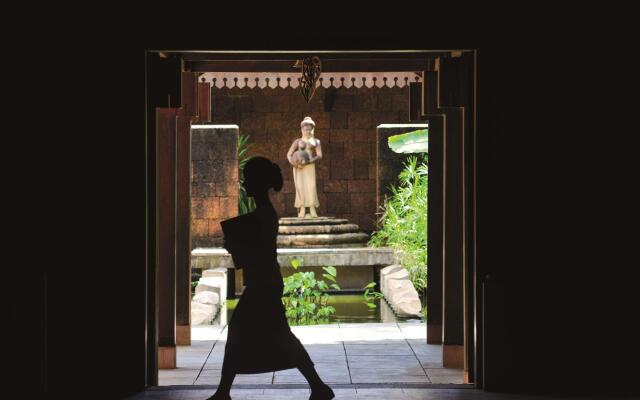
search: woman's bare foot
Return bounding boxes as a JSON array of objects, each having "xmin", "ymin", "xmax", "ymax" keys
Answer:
[
  {"xmin": 298, "ymin": 207, "xmax": 306, "ymax": 218},
  {"xmin": 205, "ymin": 392, "xmax": 231, "ymax": 400},
  {"xmin": 309, "ymin": 383, "xmax": 334, "ymax": 400},
  {"xmin": 309, "ymin": 207, "xmax": 318, "ymax": 218}
]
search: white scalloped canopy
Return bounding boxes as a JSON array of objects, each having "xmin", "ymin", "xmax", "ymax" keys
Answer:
[{"xmin": 200, "ymin": 72, "xmax": 422, "ymax": 89}]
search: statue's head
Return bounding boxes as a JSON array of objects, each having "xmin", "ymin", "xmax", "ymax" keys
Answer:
[{"xmin": 300, "ymin": 116, "xmax": 315, "ymax": 136}]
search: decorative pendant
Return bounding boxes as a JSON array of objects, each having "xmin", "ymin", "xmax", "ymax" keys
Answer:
[{"xmin": 299, "ymin": 56, "xmax": 322, "ymax": 102}]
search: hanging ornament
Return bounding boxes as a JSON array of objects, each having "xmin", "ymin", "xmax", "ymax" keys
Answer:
[{"xmin": 298, "ymin": 56, "xmax": 322, "ymax": 102}]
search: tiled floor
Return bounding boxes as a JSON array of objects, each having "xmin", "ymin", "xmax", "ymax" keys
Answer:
[
  {"xmin": 126, "ymin": 386, "xmax": 620, "ymax": 399},
  {"xmin": 158, "ymin": 322, "xmax": 464, "ymax": 387}
]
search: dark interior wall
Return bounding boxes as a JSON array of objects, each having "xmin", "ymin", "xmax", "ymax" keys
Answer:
[
  {"xmin": 477, "ymin": 46, "xmax": 638, "ymax": 395},
  {"xmin": 37, "ymin": 24, "xmax": 638, "ymax": 400}
]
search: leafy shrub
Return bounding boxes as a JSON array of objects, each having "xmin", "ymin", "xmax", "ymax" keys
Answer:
[
  {"xmin": 369, "ymin": 154, "xmax": 428, "ymax": 293},
  {"xmin": 281, "ymin": 258, "xmax": 340, "ymax": 325},
  {"xmin": 362, "ymin": 281, "xmax": 384, "ymax": 309}
]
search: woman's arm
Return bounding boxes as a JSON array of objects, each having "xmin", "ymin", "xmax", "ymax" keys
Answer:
[{"xmin": 224, "ymin": 234, "xmax": 271, "ymax": 269}]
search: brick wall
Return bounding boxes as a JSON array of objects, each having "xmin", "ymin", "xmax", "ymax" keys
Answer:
[
  {"xmin": 190, "ymin": 126, "xmax": 239, "ymax": 248},
  {"xmin": 211, "ymin": 85, "xmax": 410, "ymax": 233}
]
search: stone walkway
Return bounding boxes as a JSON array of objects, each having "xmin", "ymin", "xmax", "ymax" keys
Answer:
[
  {"xmin": 127, "ymin": 387, "xmax": 613, "ymax": 400},
  {"xmin": 158, "ymin": 321, "xmax": 464, "ymax": 389}
]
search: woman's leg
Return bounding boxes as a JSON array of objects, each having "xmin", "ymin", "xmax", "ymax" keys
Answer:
[
  {"xmin": 298, "ymin": 360, "xmax": 335, "ymax": 399},
  {"xmin": 297, "ymin": 360, "xmax": 324, "ymax": 390},
  {"xmin": 207, "ymin": 352, "xmax": 236, "ymax": 399}
]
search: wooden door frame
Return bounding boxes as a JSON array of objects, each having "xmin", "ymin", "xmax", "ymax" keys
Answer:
[{"xmin": 144, "ymin": 48, "xmax": 479, "ymax": 388}]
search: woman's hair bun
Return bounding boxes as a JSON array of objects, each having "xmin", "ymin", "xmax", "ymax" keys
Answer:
[{"xmin": 270, "ymin": 162, "xmax": 283, "ymax": 192}]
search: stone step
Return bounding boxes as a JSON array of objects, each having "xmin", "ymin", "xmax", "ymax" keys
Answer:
[
  {"xmin": 278, "ymin": 243, "xmax": 368, "ymax": 248},
  {"xmin": 279, "ymin": 223, "xmax": 361, "ymax": 235},
  {"xmin": 279, "ymin": 217, "xmax": 349, "ymax": 225},
  {"xmin": 277, "ymin": 232, "xmax": 370, "ymax": 247},
  {"xmin": 202, "ymin": 267, "xmax": 227, "ymax": 278}
]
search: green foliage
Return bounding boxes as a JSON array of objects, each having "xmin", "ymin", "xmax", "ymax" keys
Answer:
[
  {"xmin": 191, "ymin": 281, "xmax": 198, "ymax": 295},
  {"xmin": 388, "ymin": 129, "xmax": 428, "ymax": 154},
  {"xmin": 281, "ymin": 258, "xmax": 340, "ymax": 325},
  {"xmin": 362, "ymin": 281, "xmax": 384, "ymax": 309},
  {"xmin": 368, "ymin": 154, "xmax": 428, "ymax": 293},
  {"xmin": 238, "ymin": 132, "xmax": 256, "ymax": 214}
]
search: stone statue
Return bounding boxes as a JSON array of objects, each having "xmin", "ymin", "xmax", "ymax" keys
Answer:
[{"xmin": 287, "ymin": 116, "xmax": 323, "ymax": 218}]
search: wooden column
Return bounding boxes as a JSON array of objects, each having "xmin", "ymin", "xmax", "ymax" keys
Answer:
[
  {"xmin": 425, "ymin": 114, "xmax": 444, "ymax": 344},
  {"xmin": 176, "ymin": 73, "xmax": 210, "ymax": 345},
  {"xmin": 156, "ymin": 107, "xmax": 178, "ymax": 369},
  {"xmin": 439, "ymin": 53, "xmax": 476, "ymax": 381},
  {"xmin": 146, "ymin": 52, "xmax": 182, "ymax": 384},
  {"xmin": 409, "ymin": 82, "xmax": 423, "ymax": 121},
  {"xmin": 197, "ymin": 80, "xmax": 211, "ymax": 121},
  {"xmin": 175, "ymin": 115, "xmax": 192, "ymax": 346},
  {"xmin": 441, "ymin": 106, "xmax": 465, "ymax": 369}
]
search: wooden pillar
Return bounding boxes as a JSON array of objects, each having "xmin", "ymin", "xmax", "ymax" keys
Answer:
[
  {"xmin": 146, "ymin": 51, "xmax": 182, "ymax": 385},
  {"xmin": 175, "ymin": 115, "xmax": 192, "ymax": 346},
  {"xmin": 417, "ymin": 58, "xmax": 447, "ymax": 345},
  {"xmin": 439, "ymin": 53, "xmax": 476, "ymax": 381},
  {"xmin": 197, "ymin": 80, "xmax": 211, "ymax": 121},
  {"xmin": 176, "ymin": 73, "xmax": 210, "ymax": 345},
  {"xmin": 156, "ymin": 108, "xmax": 178, "ymax": 369},
  {"xmin": 422, "ymin": 68, "xmax": 439, "ymax": 114},
  {"xmin": 441, "ymin": 106, "xmax": 465, "ymax": 369},
  {"xmin": 425, "ymin": 114, "xmax": 445, "ymax": 344},
  {"xmin": 409, "ymin": 82, "xmax": 423, "ymax": 121}
]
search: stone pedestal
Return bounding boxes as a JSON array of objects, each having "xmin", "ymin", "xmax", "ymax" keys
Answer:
[{"xmin": 277, "ymin": 217, "xmax": 369, "ymax": 248}]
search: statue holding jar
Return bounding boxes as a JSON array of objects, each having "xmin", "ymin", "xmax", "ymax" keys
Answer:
[{"xmin": 287, "ymin": 116, "xmax": 323, "ymax": 218}]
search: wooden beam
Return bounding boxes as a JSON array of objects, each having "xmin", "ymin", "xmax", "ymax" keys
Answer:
[
  {"xmin": 179, "ymin": 51, "xmax": 452, "ymax": 61},
  {"xmin": 186, "ymin": 59, "xmax": 430, "ymax": 73}
]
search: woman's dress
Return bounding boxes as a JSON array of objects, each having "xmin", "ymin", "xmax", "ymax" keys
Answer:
[
  {"xmin": 293, "ymin": 138, "xmax": 320, "ymax": 209},
  {"xmin": 222, "ymin": 204, "xmax": 315, "ymax": 374}
]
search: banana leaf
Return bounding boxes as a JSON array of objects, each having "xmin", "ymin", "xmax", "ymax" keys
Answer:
[{"xmin": 388, "ymin": 129, "xmax": 428, "ymax": 154}]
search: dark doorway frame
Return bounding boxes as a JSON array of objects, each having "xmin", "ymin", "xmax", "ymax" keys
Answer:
[{"xmin": 144, "ymin": 48, "xmax": 479, "ymax": 388}]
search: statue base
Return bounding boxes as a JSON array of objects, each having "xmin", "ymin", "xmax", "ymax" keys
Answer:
[{"xmin": 277, "ymin": 216, "xmax": 369, "ymax": 248}]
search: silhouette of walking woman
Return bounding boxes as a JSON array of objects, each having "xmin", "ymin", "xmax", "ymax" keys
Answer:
[{"xmin": 207, "ymin": 156, "xmax": 335, "ymax": 400}]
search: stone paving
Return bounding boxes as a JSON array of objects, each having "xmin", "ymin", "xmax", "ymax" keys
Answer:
[
  {"xmin": 127, "ymin": 386, "xmax": 617, "ymax": 400},
  {"xmin": 158, "ymin": 321, "xmax": 464, "ymax": 388}
]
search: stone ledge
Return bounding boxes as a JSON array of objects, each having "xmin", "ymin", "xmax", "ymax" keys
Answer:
[{"xmin": 191, "ymin": 247, "xmax": 402, "ymax": 269}]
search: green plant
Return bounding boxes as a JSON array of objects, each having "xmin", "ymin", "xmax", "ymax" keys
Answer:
[
  {"xmin": 281, "ymin": 258, "xmax": 340, "ymax": 325},
  {"xmin": 387, "ymin": 128, "xmax": 428, "ymax": 154},
  {"xmin": 369, "ymin": 154, "xmax": 428, "ymax": 293},
  {"xmin": 362, "ymin": 282, "xmax": 384, "ymax": 309},
  {"xmin": 238, "ymin": 132, "xmax": 256, "ymax": 214},
  {"xmin": 191, "ymin": 281, "xmax": 198, "ymax": 296}
]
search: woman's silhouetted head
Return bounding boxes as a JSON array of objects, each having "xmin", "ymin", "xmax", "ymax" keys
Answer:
[{"xmin": 244, "ymin": 156, "xmax": 283, "ymax": 197}]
